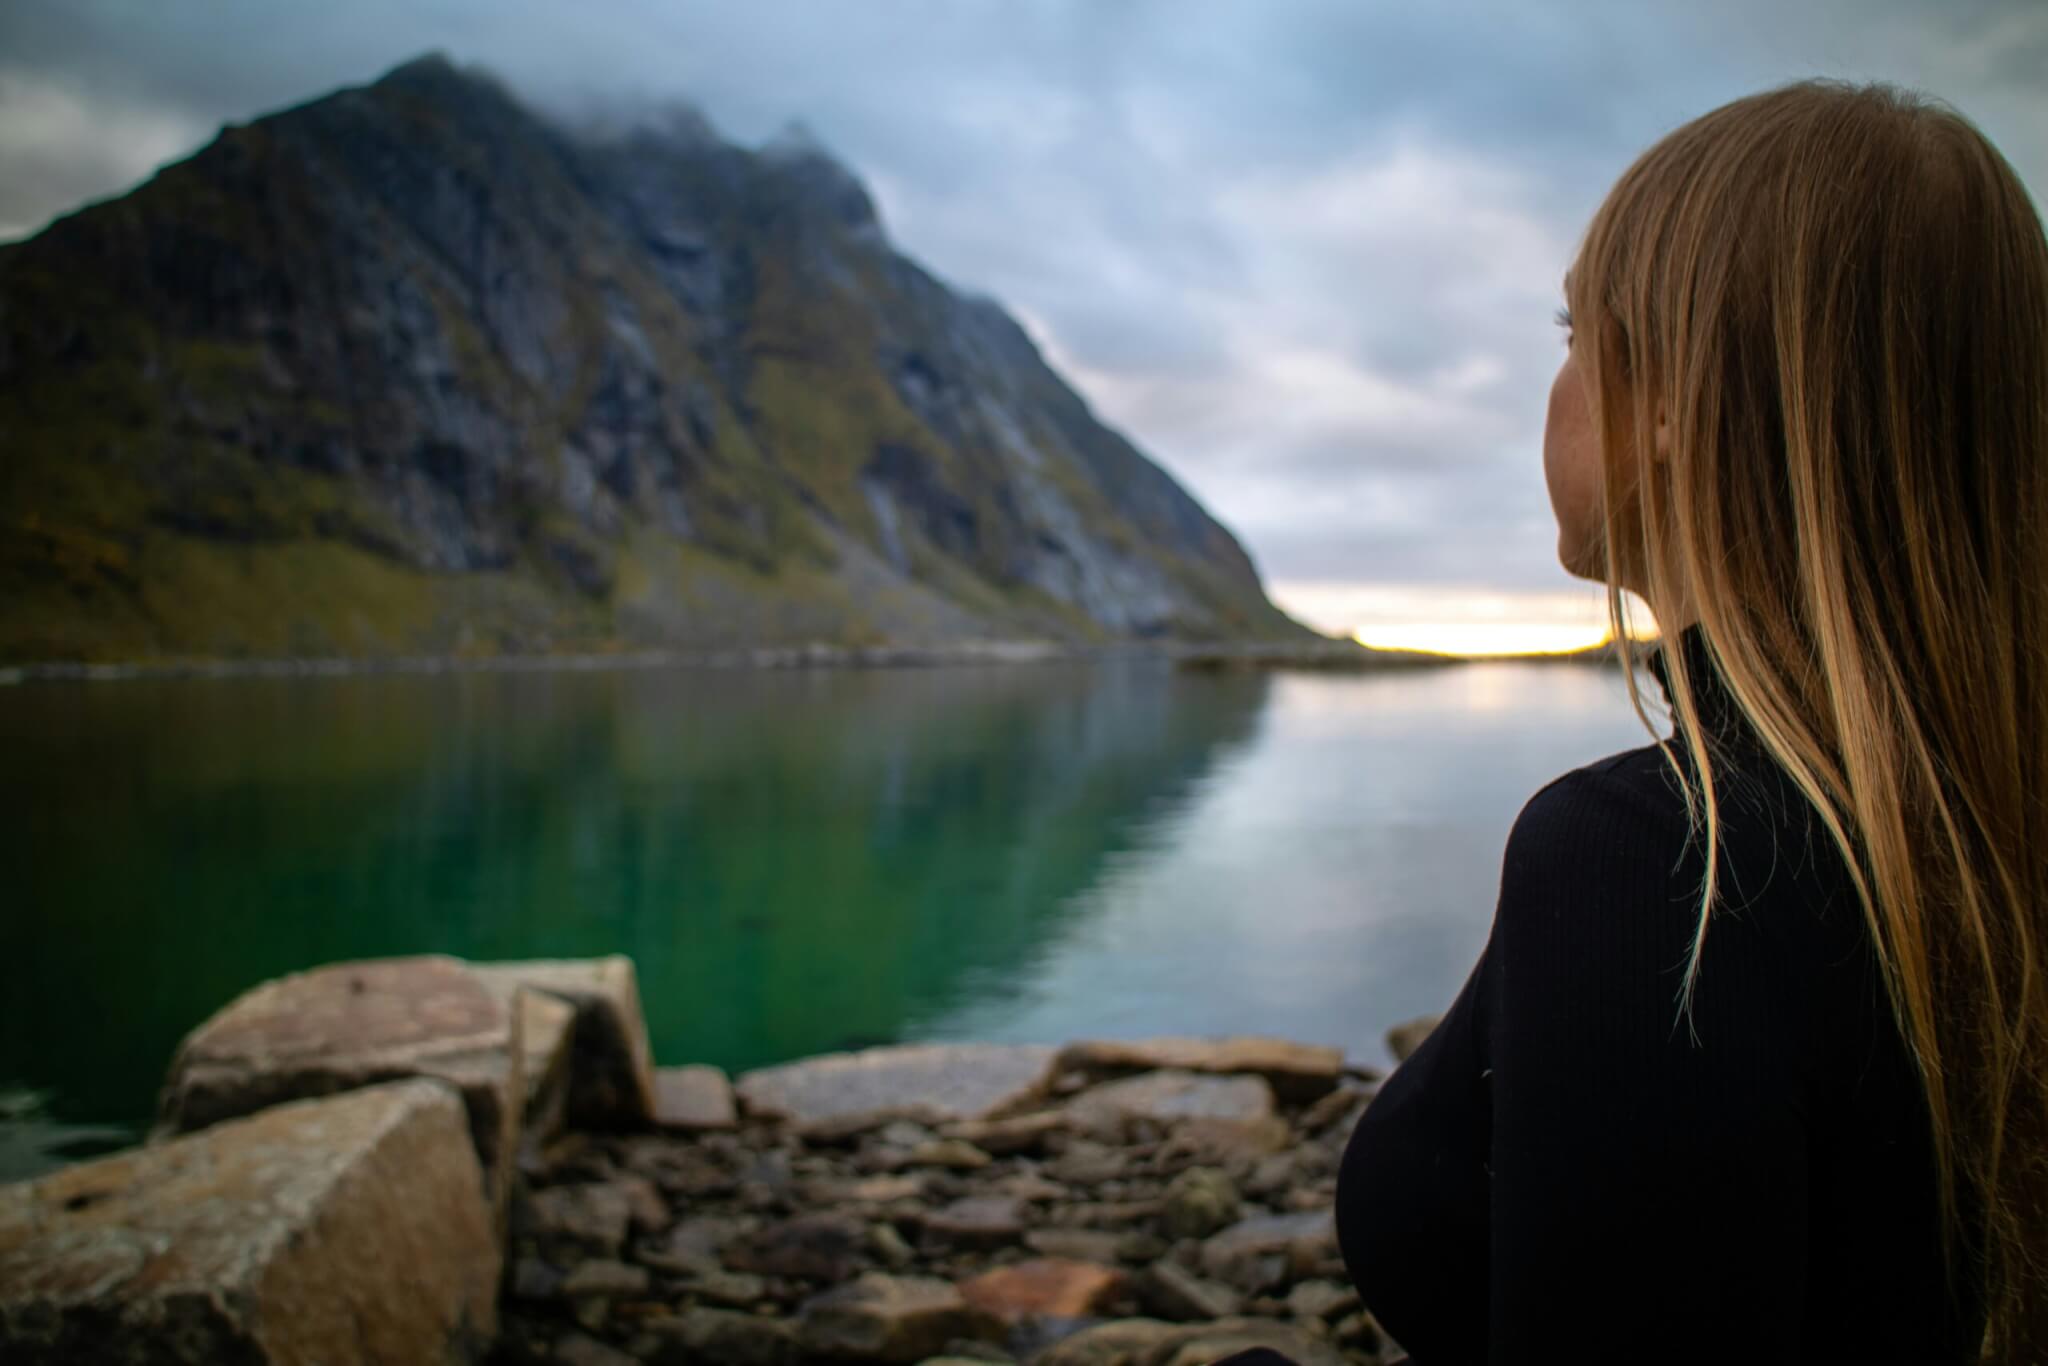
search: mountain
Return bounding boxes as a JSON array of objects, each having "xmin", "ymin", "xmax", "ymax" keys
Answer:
[{"xmin": 0, "ymin": 54, "xmax": 1315, "ymax": 664}]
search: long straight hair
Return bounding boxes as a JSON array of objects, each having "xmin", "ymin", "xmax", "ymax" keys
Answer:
[{"xmin": 1568, "ymin": 81, "xmax": 2048, "ymax": 1362}]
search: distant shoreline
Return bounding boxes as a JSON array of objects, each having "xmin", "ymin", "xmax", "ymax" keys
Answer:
[{"xmin": 0, "ymin": 636, "xmax": 1622, "ymax": 686}]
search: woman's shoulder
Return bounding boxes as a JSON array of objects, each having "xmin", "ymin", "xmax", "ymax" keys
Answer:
[{"xmin": 1497, "ymin": 736, "xmax": 1864, "ymax": 981}]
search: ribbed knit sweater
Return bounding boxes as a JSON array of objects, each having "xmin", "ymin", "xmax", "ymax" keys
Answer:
[{"xmin": 1329, "ymin": 624, "xmax": 1985, "ymax": 1364}]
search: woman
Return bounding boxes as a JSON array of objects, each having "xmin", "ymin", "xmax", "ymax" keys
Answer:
[{"xmin": 1312, "ymin": 81, "xmax": 2048, "ymax": 1365}]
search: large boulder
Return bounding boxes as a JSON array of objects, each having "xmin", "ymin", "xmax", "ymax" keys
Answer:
[
  {"xmin": 471, "ymin": 957, "xmax": 658, "ymax": 1128},
  {"xmin": 1056, "ymin": 1036, "xmax": 1344, "ymax": 1103},
  {"xmin": 155, "ymin": 956, "xmax": 523, "ymax": 1211},
  {"xmin": 735, "ymin": 1043, "xmax": 1057, "ymax": 1129},
  {"xmin": 0, "ymin": 1080, "xmax": 498, "ymax": 1363}
]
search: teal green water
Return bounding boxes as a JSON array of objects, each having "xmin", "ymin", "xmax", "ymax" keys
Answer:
[{"xmin": 0, "ymin": 657, "xmax": 1653, "ymax": 1177}]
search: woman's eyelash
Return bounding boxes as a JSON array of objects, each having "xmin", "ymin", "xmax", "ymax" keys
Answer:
[{"xmin": 1553, "ymin": 306, "xmax": 1574, "ymax": 330}]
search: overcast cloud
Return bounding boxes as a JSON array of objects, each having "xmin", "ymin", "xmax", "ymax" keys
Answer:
[{"xmin": 2, "ymin": 0, "xmax": 2043, "ymax": 636}]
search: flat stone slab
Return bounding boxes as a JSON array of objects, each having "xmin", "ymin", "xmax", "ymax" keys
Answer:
[
  {"xmin": 156, "ymin": 956, "xmax": 521, "ymax": 1207},
  {"xmin": 0, "ymin": 1079, "xmax": 498, "ymax": 1363},
  {"xmin": 654, "ymin": 1064, "xmax": 736, "ymax": 1131},
  {"xmin": 471, "ymin": 957, "xmax": 657, "ymax": 1129},
  {"xmin": 1063, "ymin": 1070, "xmax": 1275, "ymax": 1138},
  {"xmin": 1057, "ymin": 1036, "xmax": 1343, "ymax": 1102},
  {"xmin": 735, "ymin": 1043, "xmax": 1057, "ymax": 1128}
]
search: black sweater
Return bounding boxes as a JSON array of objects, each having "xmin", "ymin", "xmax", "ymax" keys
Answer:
[{"xmin": 1331, "ymin": 624, "xmax": 1986, "ymax": 1364}]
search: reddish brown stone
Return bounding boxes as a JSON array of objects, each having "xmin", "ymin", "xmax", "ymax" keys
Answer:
[{"xmin": 958, "ymin": 1258, "xmax": 1129, "ymax": 1322}]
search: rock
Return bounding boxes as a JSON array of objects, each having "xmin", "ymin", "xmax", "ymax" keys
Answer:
[
  {"xmin": 996, "ymin": 1171, "xmax": 1070, "ymax": 1204},
  {"xmin": 1286, "ymin": 1279, "xmax": 1360, "ymax": 1321},
  {"xmin": 654, "ymin": 1064, "xmax": 736, "ymax": 1131},
  {"xmin": 618, "ymin": 1174, "xmax": 670, "ymax": 1233},
  {"xmin": 0, "ymin": 1080, "xmax": 497, "ymax": 1363},
  {"xmin": 1113, "ymin": 1231, "xmax": 1169, "ymax": 1264},
  {"xmin": 1160, "ymin": 1167, "xmax": 1241, "ymax": 1239},
  {"xmin": 1297, "ymin": 1085, "xmax": 1370, "ymax": 1135},
  {"xmin": 554, "ymin": 1331, "xmax": 639, "ymax": 1366},
  {"xmin": 1165, "ymin": 1114, "xmax": 1294, "ymax": 1167},
  {"xmin": 1200, "ymin": 1211, "xmax": 1338, "ymax": 1294},
  {"xmin": 1152, "ymin": 1318, "xmax": 1349, "ymax": 1366},
  {"xmin": 1047, "ymin": 1139, "xmax": 1130, "ymax": 1187},
  {"xmin": 473, "ymin": 957, "xmax": 659, "ymax": 1127},
  {"xmin": 513, "ymin": 1255, "xmax": 566, "ymax": 1300},
  {"xmin": 1063, "ymin": 1071, "xmax": 1274, "ymax": 1139},
  {"xmin": 1024, "ymin": 1228, "xmax": 1125, "ymax": 1264},
  {"xmin": 685, "ymin": 1269, "xmax": 768, "ymax": 1308},
  {"xmin": 635, "ymin": 1213, "xmax": 752, "ymax": 1276},
  {"xmin": 1135, "ymin": 1260, "xmax": 1244, "ymax": 1321},
  {"xmin": 561, "ymin": 1258, "xmax": 651, "ymax": 1298},
  {"xmin": 736, "ymin": 1043, "xmax": 1058, "ymax": 1128},
  {"xmin": 869, "ymin": 1221, "xmax": 916, "ymax": 1269},
  {"xmin": 922, "ymin": 1195, "xmax": 1025, "ymax": 1248},
  {"xmin": 1028, "ymin": 1318, "xmax": 1186, "ymax": 1366},
  {"xmin": 1332, "ymin": 1309, "xmax": 1384, "ymax": 1352},
  {"xmin": 797, "ymin": 1106, "xmax": 940, "ymax": 1144},
  {"xmin": 155, "ymin": 956, "xmax": 522, "ymax": 1210},
  {"xmin": 1385, "ymin": 1013, "xmax": 1443, "ymax": 1065},
  {"xmin": 959, "ymin": 1258, "xmax": 1128, "ymax": 1323},
  {"xmin": 798, "ymin": 1272, "xmax": 1002, "ymax": 1363},
  {"xmin": 645, "ymin": 1306, "xmax": 800, "ymax": 1365},
  {"xmin": 841, "ymin": 1174, "xmax": 927, "ymax": 1203},
  {"xmin": 517, "ymin": 1182, "xmax": 633, "ymax": 1255},
  {"xmin": 727, "ymin": 1211, "xmax": 867, "ymax": 1282},
  {"xmin": 906, "ymin": 1138, "xmax": 993, "ymax": 1170},
  {"xmin": 511, "ymin": 987, "xmax": 578, "ymax": 1151},
  {"xmin": 1057, "ymin": 1037, "xmax": 1344, "ymax": 1103},
  {"xmin": 941, "ymin": 1110, "xmax": 1067, "ymax": 1155}
]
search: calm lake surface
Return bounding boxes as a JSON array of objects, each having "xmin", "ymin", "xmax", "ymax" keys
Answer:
[{"xmin": 1, "ymin": 656, "xmax": 1656, "ymax": 1175}]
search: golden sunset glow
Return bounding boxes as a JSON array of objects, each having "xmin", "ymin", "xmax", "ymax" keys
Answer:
[
  {"xmin": 1271, "ymin": 581, "xmax": 1665, "ymax": 659},
  {"xmin": 1351, "ymin": 621, "xmax": 1616, "ymax": 657}
]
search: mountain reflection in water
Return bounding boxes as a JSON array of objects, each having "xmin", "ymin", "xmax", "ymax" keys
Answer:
[{"xmin": 0, "ymin": 656, "xmax": 1652, "ymax": 1177}]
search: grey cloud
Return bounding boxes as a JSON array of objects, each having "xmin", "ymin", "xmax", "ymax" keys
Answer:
[{"xmin": 0, "ymin": 0, "xmax": 2041, "ymax": 614}]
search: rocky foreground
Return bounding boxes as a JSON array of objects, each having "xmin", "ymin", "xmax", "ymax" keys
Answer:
[
  {"xmin": 496, "ymin": 1041, "xmax": 1392, "ymax": 1366},
  {"xmin": 0, "ymin": 956, "xmax": 1431, "ymax": 1365}
]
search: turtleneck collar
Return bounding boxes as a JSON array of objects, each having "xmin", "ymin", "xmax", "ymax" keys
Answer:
[{"xmin": 1645, "ymin": 623, "xmax": 1752, "ymax": 744}]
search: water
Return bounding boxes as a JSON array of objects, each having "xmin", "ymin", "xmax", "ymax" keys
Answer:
[{"xmin": 0, "ymin": 657, "xmax": 1657, "ymax": 1179}]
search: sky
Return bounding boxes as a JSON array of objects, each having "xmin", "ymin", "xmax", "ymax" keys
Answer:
[{"xmin": 3, "ymin": 1, "xmax": 2044, "ymax": 651}]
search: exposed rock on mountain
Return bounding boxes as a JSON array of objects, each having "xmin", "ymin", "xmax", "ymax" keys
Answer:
[{"xmin": 0, "ymin": 54, "xmax": 1313, "ymax": 663}]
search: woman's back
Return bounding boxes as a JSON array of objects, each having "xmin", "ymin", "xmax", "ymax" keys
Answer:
[{"xmin": 1334, "ymin": 624, "xmax": 1986, "ymax": 1363}]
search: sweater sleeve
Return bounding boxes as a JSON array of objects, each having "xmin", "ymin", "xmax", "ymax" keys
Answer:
[{"xmin": 1484, "ymin": 762, "xmax": 1810, "ymax": 1364}]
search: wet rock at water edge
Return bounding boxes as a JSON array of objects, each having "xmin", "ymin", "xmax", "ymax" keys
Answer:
[
  {"xmin": 735, "ymin": 1043, "xmax": 1058, "ymax": 1128},
  {"xmin": 1057, "ymin": 1037, "xmax": 1345, "ymax": 1104},
  {"xmin": 1062, "ymin": 1070, "xmax": 1276, "ymax": 1140},
  {"xmin": 0, "ymin": 1080, "xmax": 498, "ymax": 1363},
  {"xmin": 653, "ymin": 1064, "xmax": 737, "ymax": 1132}
]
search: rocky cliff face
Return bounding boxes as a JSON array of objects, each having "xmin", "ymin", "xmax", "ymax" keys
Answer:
[{"xmin": 0, "ymin": 54, "xmax": 1312, "ymax": 663}]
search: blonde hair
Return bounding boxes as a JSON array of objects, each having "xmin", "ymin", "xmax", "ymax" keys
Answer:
[{"xmin": 1570, "ymin": 80, "xmax": 2048, "ymax": 1361}]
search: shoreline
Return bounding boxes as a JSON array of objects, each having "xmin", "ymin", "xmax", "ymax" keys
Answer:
[
  {"xmin": 0, "ymin": 954, "xmax": 1435, "ymax": 1364},
  {"xmin": 0, "ymin": 636, "xmax": 1618, "ymax": 687}
]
